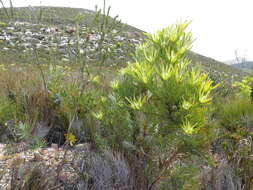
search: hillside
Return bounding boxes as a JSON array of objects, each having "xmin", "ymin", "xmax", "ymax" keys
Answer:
[
  {"xmin": 0, "ymin": 6, "xmax": 253, "ymax": 190},
  {"xmin": 0, "ymin": 6, "xmax": 250, "ymax": 84},
  {"xmin": 188, "ymin": 52, "xmax": 250, "ymax": 83},
  {"xmin": 225, "ymin": 58, "xmax": 253, "ymax": 73},
  {"xmin": 232, "ymin": 61, "xmax": 253, "ymax": 73}
]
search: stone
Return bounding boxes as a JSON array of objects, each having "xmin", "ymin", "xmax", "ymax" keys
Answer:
[
  {"xmin": 35, "ymin": 121, "xmax": 51, "ymax": 138},
  {"xmin": 0, "ymin": 20, "xmax": 137, "ymax": 63},
  {"xmin": 6, "ymin": 27, "xmax": 15, "ymax": 31},
  {"xmin": 51, "ymin": 144, "xmax": 59, "ymax": 150},
  {"xmin": 25, "ymin": 31, "xmax": 33, "ymax": 36},
  {"xmin": 61, "ymin": 58, "xmax": 69, "ymax": 62}
]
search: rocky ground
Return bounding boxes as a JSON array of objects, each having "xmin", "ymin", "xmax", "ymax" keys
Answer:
[
  {"xmin": 0, "ymin": 143, "xmax": 133, "ymax": 190},
  {"xmin": 0, "ymin": 21, "xmax": 143, "ymax": 64},
  {"xmin": 0, "ymin": 19, "xmax": 248, "ymax": 86},
  {"xmin": 0, "ymin": 17, "xmax": 143, "ymax": 189}
]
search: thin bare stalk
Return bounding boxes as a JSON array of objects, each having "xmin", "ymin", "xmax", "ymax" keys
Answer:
[
  {"xmin": 9, "ymin": 0, "xmax": 14, "ymax": 19},
  {"xmin": 33, "ymin": 48, "xmax": 48, "ymax": 99},
  {"xmin": 0, "ymin": 0, "xmax": 9, "ymax": 18},
  {"xmin": 67, "ymin": 15, "xmax": 90, "ymax": 135},
  {"xmin": 148, "ymin": 150, "xmax": 180, "ymax": 190}
]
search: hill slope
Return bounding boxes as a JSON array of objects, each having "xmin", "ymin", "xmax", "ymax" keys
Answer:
[
  {"xmin": 225, "ymin": 59, "xmax": 253, "ymax": 73},
  {"xmin": 0, "ymin": 6, "xmax": 250, "ymax": 84},
  {"xmin": 232, "ymin": 61, "xmax": 253, "ymax": 72}
]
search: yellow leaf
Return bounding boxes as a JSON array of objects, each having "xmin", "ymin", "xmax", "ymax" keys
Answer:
[{"xmin": 65, "ymin": 133, "xmax": 77, "ymax": 146}]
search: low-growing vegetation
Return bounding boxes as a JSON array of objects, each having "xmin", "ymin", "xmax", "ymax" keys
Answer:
[{"xmin": 0, "ymin": 1, "xmax": 252, "ymax": 189}]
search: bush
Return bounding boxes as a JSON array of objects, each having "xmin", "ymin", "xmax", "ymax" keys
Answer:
[
  {"xmin": 0, "ymin": 21, "xmax": 7, "ymax": 27},
  {"xmin": 210, "ymin": 77, "xmax": 253, "ymax": 190},
  {"xmin": 0, "ymin": 98, "xmax": 15, "ymax": 125},
  {"xmin": 97, "ymin": 21, "xmax": 216, "ymax": 189}
]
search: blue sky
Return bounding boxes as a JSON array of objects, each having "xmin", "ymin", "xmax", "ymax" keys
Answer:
[{"xmin": 2, "ymin": 0, "xmax": 253, "ymax": 62}]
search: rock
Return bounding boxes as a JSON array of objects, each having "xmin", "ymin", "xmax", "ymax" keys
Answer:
[
  {"xmin": 25, "ymin": 31, "xmax": 33, "ymax": 36},
  {"xmin": 33, "ymin": 34, "xmax": 45, "ymax": 40},
  {"xmin": 61, "ymin": 58, "xmax": 69, "ymax": 62},
  {"xmin": 59, "ymin": 42, "xmax": 68, "ymax": 48},
  {"xmin": 0, "ymin": 144, "xmax": 134, "ymax": 189},
  {"xmin": 6, "ymin": 27, "xmax": 15, "ymax": 31},
  {"xmin": 22, "ymin": 43, "xmax": 32, "ymax": 48},
  {"xmin": 112, "ymin": 29, "xmax": 118, "ymax": 34},
  {"xmin": 9, "ymin": 42, "xmax": 15, "ymax": 47},
  {"xmin": 34, "ymin": 121, "xmax": 51, "ymax": 138},
  {"xmin": 0, "ymin": 21, "xmax": 138, "ymax": 63},
  {"xmin": 51, "ymin": 143, "xmax": 59, "ymax": 150}
]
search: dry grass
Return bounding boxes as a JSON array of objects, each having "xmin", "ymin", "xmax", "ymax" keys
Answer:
[
  {"xmin": 71, "ymin": 150, "xmax": 134, "ymax": 190},
  {"xmin": 0, "ymin": 65, "xmax": 50, "ymax": 125}
]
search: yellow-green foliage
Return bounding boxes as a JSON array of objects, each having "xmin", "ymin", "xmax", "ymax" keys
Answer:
[
  {"xmin": 233, "ymin": 76, "xmax": 253, "ymax": 98},
  {"xmin": 0, "ymin": 21, "xmax": 7, "ymax": 27},
  {"xmin": 65, "ymin": 132, "xmax": 77, "ymax": 146},
  {"xmin": 98, "ymin": 22, "xmax": 216, "ymax": 188},
  {"xmin": 115, "ymin": 22, "xmax": 216, "ymax": 135}
]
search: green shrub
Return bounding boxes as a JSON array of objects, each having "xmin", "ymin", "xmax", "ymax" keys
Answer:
[
  {"xmin": 0, "ymin": 98, "xmax": 15, "ymax": 125},
  {"xmin": 0, "ymin": 21, "xmax": 7, "ymax": 27},
  {"xmin": 218, "ymin": 97, "xmax": 253, "ymax": 132},
  {"xmin": 213, "ymin": 77, "xmax": 253, "ymax": 190},
  {"xmin": 233, "ymin": 76, "xmax": 253, "ymax": 99},
  {"xmin": 98, "ymin": 21, "xmax": 216, "ymax": 189},
  {"xmin": 14, "ymin": 121, "xmax": 46, "ymax": 149}
]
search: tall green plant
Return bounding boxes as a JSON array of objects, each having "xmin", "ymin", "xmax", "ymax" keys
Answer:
[
  {"xmin": 61, "ymin": 3, "xmax": 125, "ymax": 145},
  {"xmin": 98, "ymin": 22, "xmax": 216, "ymax": 189},
  {"xmin": 94, "ymin": 0, "xmax": 122, "ymax": 68},
  {"xmin": 233, "ymin": 76, "xmax": 253, "ymax": 98}
]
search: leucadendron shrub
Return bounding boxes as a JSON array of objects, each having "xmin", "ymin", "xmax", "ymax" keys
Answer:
[{"xmin": 97, "ymin": 22, "xmax": 217, "ymax": 189}]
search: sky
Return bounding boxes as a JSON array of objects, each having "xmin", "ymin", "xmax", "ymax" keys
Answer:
[{"xmin": 2, "ymin": 0, "xmax": 253, "ymax": 62}]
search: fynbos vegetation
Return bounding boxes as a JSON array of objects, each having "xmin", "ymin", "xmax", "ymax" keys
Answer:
[{"xmin": 0, "ymin": 1, "xmax": 252, "ymax": 190}]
